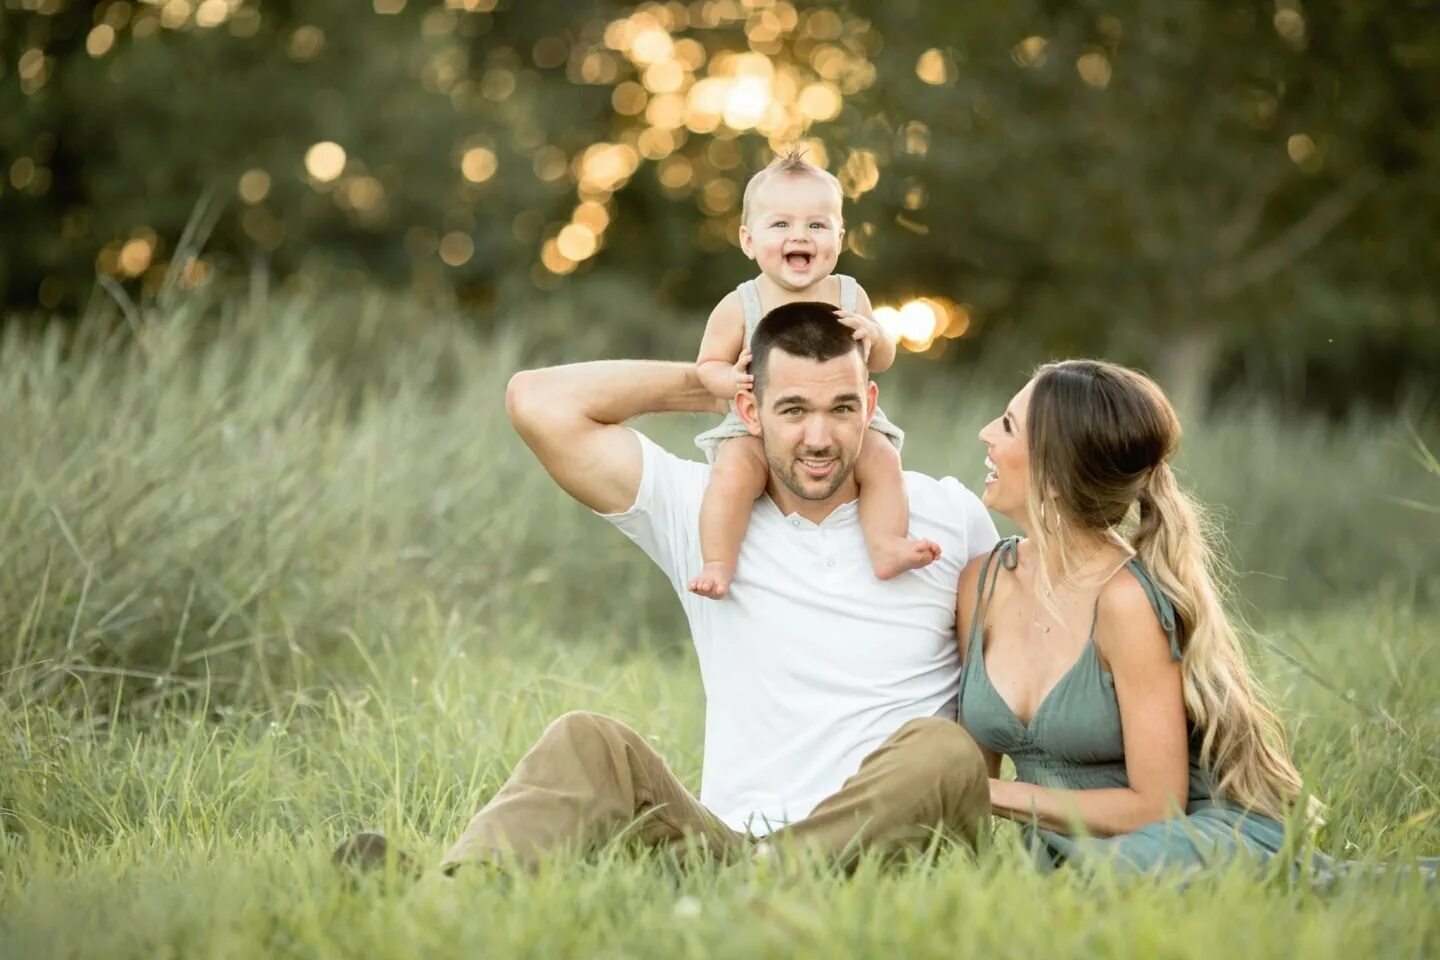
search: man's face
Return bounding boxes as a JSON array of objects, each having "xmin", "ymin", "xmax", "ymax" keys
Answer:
[{"xmin": 737, "ymin": 347, "xmax": 876, "ymax": 505}]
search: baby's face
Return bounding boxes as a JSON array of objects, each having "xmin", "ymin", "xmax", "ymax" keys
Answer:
[{"xmin": 740, "ymin": 173, "xmax": 844, "ymax": 292}]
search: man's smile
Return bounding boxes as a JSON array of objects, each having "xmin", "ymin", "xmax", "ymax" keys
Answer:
[{"xmin": 796, "ymin": 456, "xmax": 837, "ymax": 480}]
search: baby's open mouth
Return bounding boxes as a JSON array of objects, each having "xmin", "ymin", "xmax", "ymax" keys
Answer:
[{"xmin": 785, "ymin": 252, "xmax": 813, "ymax": 270}]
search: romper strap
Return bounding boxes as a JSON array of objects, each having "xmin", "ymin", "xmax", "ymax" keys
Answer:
[
  {"xmin": 964, "ymin": 536, "xmax": 1021, "ymax": 668},
  {"xmin": 738, "ymin": 280, "xmax": 765, "ymax": 343},
  {"xmin": 1125, "ymin": 559, "xmax": 1185, "ymax": 660},
  {"xmin": 836, "ymin": 274, "xmax": 859, "ymax": 312}
]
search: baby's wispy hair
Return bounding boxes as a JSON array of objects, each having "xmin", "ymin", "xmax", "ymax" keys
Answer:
[{"xmin": 740, "ymin": 147, "xmax": 844, "ymax": 226}]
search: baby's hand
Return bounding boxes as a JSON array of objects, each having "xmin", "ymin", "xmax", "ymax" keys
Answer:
[
  {"xmin": 834, "ymin": 309, "xmax": 884, "ymax": 361},
  {"xmin": 733, "ymin": 350, "xmax": 754, "ymax": 394}
]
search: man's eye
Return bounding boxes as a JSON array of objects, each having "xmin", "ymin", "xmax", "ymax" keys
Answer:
[
  {"xmin": 833, "ymin": 405, "xmax": 854, "ymax": 414},
  {"xmin": 783, "ymin": 408, "xmax": 803, "ymax": 416}
]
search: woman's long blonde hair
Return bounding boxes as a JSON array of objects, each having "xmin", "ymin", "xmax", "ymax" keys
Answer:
[{"xmin": 1024, "ymin": 359, "xmax": 1318, "ymax": 823}]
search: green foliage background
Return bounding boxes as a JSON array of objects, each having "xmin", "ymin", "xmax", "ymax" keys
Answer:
[{"xmin": 3, "ymin": 0, "xmax": 1438, "ymax": 410}]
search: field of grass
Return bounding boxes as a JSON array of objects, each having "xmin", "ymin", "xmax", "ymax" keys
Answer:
[{"xmin": 2, "ymin": 296, "xmax": 1438, "ymax": 958}]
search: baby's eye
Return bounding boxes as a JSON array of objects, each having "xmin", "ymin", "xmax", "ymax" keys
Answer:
[
  {"xmin": 772, "ymin": 220, "xmax": 789, "ymax": 229},
  {"xmin": 809, "ymin": 222, "xmax": 826, "ymax": 229}
]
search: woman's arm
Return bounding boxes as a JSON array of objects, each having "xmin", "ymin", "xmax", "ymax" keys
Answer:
[
  {"xmin": 695, "ymin": 291, "xmax": 747, "ymax": 401},
  {"xmin": 955, "ymin": 554, "xmax": 1005, "ymax": 779},
  {"xmin": 987, "ymin": 571, "xmax": 1191, "ymax": 837}
]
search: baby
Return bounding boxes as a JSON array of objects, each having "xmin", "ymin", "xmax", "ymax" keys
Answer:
[{"xmin": 687, "ymin": 151, "xmax": 941, "ymax": 600}]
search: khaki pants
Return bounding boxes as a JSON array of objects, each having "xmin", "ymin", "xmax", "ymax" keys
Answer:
[{"xmin": 439, "ymin": 712, "xmax": 990, "ymax": 872}]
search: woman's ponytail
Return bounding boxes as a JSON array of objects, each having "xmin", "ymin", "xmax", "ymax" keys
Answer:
[{"xmin": 1134, "ymin": 463, "xmax": 1317, "ymax": 824}]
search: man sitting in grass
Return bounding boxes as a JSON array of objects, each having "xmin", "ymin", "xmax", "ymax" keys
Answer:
[{"xmin": 338, "ymin": 302, "xmax": 999, "ymax": 874}]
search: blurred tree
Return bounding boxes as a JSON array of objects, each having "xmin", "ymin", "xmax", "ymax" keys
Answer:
[{"xmin": 0, "ymin": 0, "xmax": 1436, "ymax": 411}]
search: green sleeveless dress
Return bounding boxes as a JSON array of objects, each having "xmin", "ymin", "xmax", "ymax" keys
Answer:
[{"xmin": 959, "ymin": 537, "xmax": 1290, "ymax": 872}]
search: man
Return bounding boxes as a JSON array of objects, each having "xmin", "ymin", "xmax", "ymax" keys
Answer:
[{"xmin": 340, "ymin": 303, "xmax": 999, "ymax": 873}]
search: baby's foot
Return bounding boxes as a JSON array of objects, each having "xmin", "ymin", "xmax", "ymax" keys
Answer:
[
  {"xmin": 687, "ymin": 561, "xmax": 735, "ymax": 600},
  {"xmin": 871, "ymin": 537, "xmax": 942, "ymax": 581}
]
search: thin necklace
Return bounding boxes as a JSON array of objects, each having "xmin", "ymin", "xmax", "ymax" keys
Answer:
[{"xmin": 1028, "ymin": 541, "xmax": 1115, "ymax": 637}]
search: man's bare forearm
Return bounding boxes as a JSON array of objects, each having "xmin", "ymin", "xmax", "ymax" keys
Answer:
[{"xmin": 508, "ymin": 360, "xmax": 721, "ymax": 432}]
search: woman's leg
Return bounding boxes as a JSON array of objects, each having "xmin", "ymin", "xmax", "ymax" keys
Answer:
[
  {"xmin": 691, "ymin": 435, "xmax": 768, "ymax": 599},
  {"xmin": 854, "ymin": 434, "xmax": 942, "ymax": 580}
]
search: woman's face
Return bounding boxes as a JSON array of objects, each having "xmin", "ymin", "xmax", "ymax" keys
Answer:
[{"xmin": 978, "ymin": 378, "xmax": 1035, "ymax": 523}]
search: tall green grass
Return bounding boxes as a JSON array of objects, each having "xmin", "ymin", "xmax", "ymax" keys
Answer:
[
  {"xmin": 2, "ymin": 294, "xmax": 1435, "ymax": 712},
  {"xmin": 1, "ymin": 296, "xmax": 1437, "ymax": 958}
]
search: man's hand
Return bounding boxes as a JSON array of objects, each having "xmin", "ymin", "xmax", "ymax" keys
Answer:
[{"xmin": 834, "ymin": 309, "xmax": 887, "ymax": 364}]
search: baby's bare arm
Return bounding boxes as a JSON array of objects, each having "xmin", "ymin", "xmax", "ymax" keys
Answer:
[
  {"xmin": 696, "ymin": 291, "xmax": 747, "ymax": 400},
  {"xmin": 853, "ymin": 284, "xmax": 896, "ymax": 374}
]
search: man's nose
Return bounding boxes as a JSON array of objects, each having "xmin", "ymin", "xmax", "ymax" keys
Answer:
[{"xmin": 801, "ymin": 414, "xmax": 832, "ymax": 449}]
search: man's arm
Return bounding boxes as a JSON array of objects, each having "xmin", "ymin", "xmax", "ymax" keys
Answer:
[{"xmin": 506, "ymin": 360, "xmax": 722, "ymax": 515}]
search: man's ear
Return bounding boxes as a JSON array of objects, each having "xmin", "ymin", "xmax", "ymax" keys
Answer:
[
  {"xmin": 736, "ymin": 389, "xmax": 762, "ymax": 437},
  {"xmin": 865, "ymin": 379, "xmax": 879, "ymax": 426},
  {"xmin": 738, "ymin": 224, "xmax": 756, "ymax": 260}
]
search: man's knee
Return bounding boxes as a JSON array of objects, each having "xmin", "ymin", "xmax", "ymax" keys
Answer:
[
  {"xmin": 544, "ymin": 710, "xmax": 623, "ymax": 745},
  {"xmin": 890, "ymin": 717, "xmax": 986, "ymax": 784}
]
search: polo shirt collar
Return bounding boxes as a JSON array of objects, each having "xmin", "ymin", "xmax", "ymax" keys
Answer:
[{"xmin": 762, "ymin": 495, "xmax": 860, "ymax": 530}]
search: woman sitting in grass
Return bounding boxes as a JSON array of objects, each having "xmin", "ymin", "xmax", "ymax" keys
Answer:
[{"xmin": 961, "ymin": 359, "xmax": 1435, "ymax": 878}]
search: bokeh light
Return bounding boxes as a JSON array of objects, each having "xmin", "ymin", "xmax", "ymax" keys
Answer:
[
  {"xmin": 304, "ymin": 141, "xmax": 347, "ymax": 182},
  {"xmin": 461, "ymin": 147, "xmax": 498, "ymax": 183},
  {"xmin": 237, "ymin": 169, "xmax": 271, "ymax": 204},
  {"xmin": 438, "ymin": 231, "xmax": 474, "ymax": 266}
]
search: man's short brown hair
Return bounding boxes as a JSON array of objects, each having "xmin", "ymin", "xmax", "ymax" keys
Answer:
[{"xmin": 749, "ymin": 301, "xmax": 864, "ymax": 397}]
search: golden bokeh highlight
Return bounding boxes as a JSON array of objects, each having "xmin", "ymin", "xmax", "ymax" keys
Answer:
[
  {"xmin": 872, "ymin": 299, "xmax": 967, "ymax": 352},
  {"xmin": 342, "ymin": 176, "xmax": 385, "ymax": 213},
  {"xmin": 238, "ymin": 168, "xmax": 271, "ymax": 204},
  {"xmin": 1076, "ymin": 52, "xmax": 1112, "ymax": 89},
  {"xmin": 86, "ymin": 24, "xmax": 117, "ymax": 57},
  {"xmin": 572, "ymin": 201, "xmax": 611, "ymax": 233},
  {"xmin": 194, "ymin": 0, "xmax": 229, "ymax": 29},
  {"xmin": 657, "ymin": 155, "xmax": 694, "ymax": 190},
  {"xmin": 540, "ymin": 238, "xmax": 577, "ymax": 274},
  {"xmin": 915, "ymin": 48, "xmax": 948, "ymax": 85},
  {"xmin": 289, "ymin": 26, "xmax": 325, "ymax": 60},
  {"xmin": 1287, "ymin": 133, "xmax": 1321, "ymax": 172},
  {"xmin": 304, "ymin": 141, "xmax": 347, "ymax": 182},
  {"xmin": 612, "ymin": 81, "xmax": 649, "ymax": 115},
  {"xmin": 838, "ymin": 149, "xmax": 879, "ymax": 199},
  {"xmin": 1273, "ymin": 9, "xmax": 1306, "ymax": 46},
  {"xmin": 798, "ymin": 82, "xmax": 842, "ymax": 121},
  {"xmin": 438, "ymin": 231, "xmax": 474, "ymax": 266},
  {"xmin": 556, "ymin": 223, "xmax": 599, "ymax": 261},
  {"xmin": 461, "ymin": 146, "xmax": 498, "ymax": 183},
  {"xmin": 1013, "ymin": 36, "xmax": 1048, "ymax": 68},
  {"xmin": 118, "ymin": 237, "xmax": 154, "ymax": 277}
]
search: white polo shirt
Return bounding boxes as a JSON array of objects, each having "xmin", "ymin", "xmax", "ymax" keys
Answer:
[{"xmin": 600, "ymin": 431, "xmax": 999, "ymax": 834}]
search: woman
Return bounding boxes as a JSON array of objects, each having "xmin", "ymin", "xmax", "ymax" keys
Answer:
[{"xmin": 958, "ymin": 359, "xmax": 1432, "ymax": 877}]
